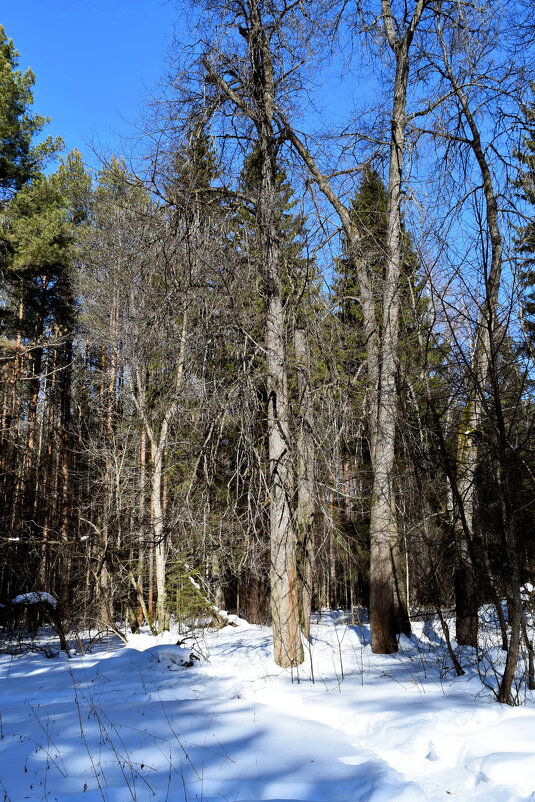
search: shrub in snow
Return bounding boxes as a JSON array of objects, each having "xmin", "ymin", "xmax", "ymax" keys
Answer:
[
  {"xmin": 1, "ymin": 590, "xmax": 68, "ymax": 654},
  {"xmin": 166, "ymin": 556, "xmax": 223, "ymax": 630}
]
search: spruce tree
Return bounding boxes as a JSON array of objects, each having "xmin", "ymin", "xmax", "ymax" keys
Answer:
[
  {"xmin": 336, "ymin": 166, "xmax": 420, "ymax": 335},
  {"xmin": 238, "ymin": 146, "xmax": 311, "ymax": 299},
  {"xmin": 333, "ymin": 167, "xmax": 430, "ymax": 625}
]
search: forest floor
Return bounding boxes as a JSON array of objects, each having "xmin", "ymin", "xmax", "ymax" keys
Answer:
[{"xmin": 0, "ymin": 611, "xmax": 534, "ymax": 802}]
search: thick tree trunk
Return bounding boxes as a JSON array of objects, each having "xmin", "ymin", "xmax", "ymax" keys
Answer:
[
  {"xmin": 497, "ymin": 545, "xmax": 522, "ymax": 704},
  {"xmin": 266, "ymin": 296, "xmax": 303, "ymax": 666},
  {"xmin": 294, "ymin": 327, "xmax": 315, "ymax": 640},
  {"xmin": 369, "ymin": 5, "xmax": 424, "ymax": 652},
  {"xmin": 284, "ymin": 3, "xmax": 424, "ymax": 653},
  {"xmin": 232, "ymin": 0, "xmax": 304, "ymax": 667}
]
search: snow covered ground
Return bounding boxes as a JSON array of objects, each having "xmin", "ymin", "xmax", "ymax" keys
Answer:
[{"xmin": 1, "ymin": 612, "xmax": 534, "ymax": 802}]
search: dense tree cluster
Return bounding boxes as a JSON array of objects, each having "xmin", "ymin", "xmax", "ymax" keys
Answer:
[{"xmin": 1, "ymin": 2, "xmax": 535, "ymax": 704}]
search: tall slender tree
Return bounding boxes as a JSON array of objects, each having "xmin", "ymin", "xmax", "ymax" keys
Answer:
[{"xmin": 200, "ymin": 0, "xmax": 314, "ymax": 666}]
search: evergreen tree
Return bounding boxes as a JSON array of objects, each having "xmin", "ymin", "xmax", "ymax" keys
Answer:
[
  {"xmin": 336, "ymin": 166, "xmax": 420, "ymax": 336},
  {"xmin": 238, "ymin": 145, "xmax": 311, "ymax": 302},
  {"xmin": 191, "ymin": 144, "xmax": 317, "ymax": 626},
  {"xmin": 1, "ymin": 151, "xmax": 89, "ymax": 349},
  {"xmin": 332, "ymin": 167, "xmax": 437, "ymax": 617},
  {"xmin": 0, "ymin": 155, "xmax": 90, "ymax": 605},
  {"xmin": 0, "ymin": 25, "xmax": 60, "ymax": 197}
]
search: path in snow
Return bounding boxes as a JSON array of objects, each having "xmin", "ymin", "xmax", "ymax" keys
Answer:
[{"xmin": 0, "ymin": 614, "xmax": 534, "ymax": 801}]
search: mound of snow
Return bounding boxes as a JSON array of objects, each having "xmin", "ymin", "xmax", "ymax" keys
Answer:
[
  {"xmin": 10, "ymin": 591, "xmax": 58, "ymax": 608},
  {"xmin": 95, "ymin": 643, "xmax": 199, "ymax": 675}
]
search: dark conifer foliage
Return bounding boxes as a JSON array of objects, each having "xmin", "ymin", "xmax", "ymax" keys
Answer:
[{"xmin": 0, "ymin": 26, "xmax": 60, "ymax": 197}]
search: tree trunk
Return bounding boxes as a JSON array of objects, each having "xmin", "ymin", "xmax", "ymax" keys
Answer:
[
  {"xmin": 282, "ymin": 0, "xmax": 425, "ymax": 653},
  {"xmin": 131, "ymin": 309, "xmax": 188, "ymax": 633},
  {"xmin": 369, "ymin": 4, "xmax": 424, "ymax": 652},
  {"xmin": 266, "ymin": 296, "xmax": 303, "ymax": 666},
  {"xmin": 454, "ymin": 414, "xmax": 480, "ymax": 646},
  {"xmin": 151, "ymin": 440, "xmax": 168, "ymax": 631},
  {"xmin": 58, "ymin": 337, "xmax": 73, "ymax": 543},
  {"xmin": 437, "ymin": 20, "xmax": 505, "ymax": 650},
  {"xmin": 294, "ymin": 327, "xmax": 315, "ymax": 639},
  {"xmin": 201, "ymin": 0, "xmax": 304, "ymax": 666}
]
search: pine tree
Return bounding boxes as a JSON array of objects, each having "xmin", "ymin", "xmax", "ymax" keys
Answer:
[
  {"xmin": 0, "ymin": 156, "xmax": 90, "ymax": 605},
  {"xmin": 0, "ymin": 26, "xmax": 70, "ymax": 604},
  {"xmin": 0, "ymin": 25, "xmax": 60, "ymax": 197}
]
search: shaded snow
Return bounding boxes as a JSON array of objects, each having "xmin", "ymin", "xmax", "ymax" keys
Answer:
[{"xmin": 0, "ymin": 613, "xmax": 534, "ymax": 801}]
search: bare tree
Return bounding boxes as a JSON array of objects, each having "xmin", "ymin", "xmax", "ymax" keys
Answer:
[
  {"xmin": 197, "ymin": 0, "xmax": 321, "ymax": 666},
  {"xmin": 279, "ymin": 0, "xmax": 435, "ymax": 651}
]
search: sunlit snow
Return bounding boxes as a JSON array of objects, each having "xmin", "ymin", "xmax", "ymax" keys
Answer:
[
  {"xmin": 0, "ymin": 613, "xmax": 534, "ymax": 801},
  {"xmin": 10, "ymin": 591, "xmax": 58, "ymax": 608}
]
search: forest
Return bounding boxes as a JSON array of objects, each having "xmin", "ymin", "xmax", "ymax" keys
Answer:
[{"xmin": 1, "ymin": 0, "xmax": 535, "ymax": 711}]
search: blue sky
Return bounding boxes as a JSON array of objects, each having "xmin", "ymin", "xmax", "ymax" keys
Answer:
[
  {"xmin": 2, "ymin": 1, "xmax": 361, "ymax": 175},
  {"xmin": 2, "ymin": 0, "xmax": 182, "ymax": 167}
]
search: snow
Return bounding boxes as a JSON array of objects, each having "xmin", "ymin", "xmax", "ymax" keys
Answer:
[
  {"xmin": 0, "ymin": 613, "xmax": 534, "ymax": 801},
  {"xmin": 10, "ymin": 591, "xmax": 58, "ymax": 608}
]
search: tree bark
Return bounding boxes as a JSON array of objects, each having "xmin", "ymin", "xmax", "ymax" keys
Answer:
[
  {"xmin": 267, "ymin": 296, "xmax": 302, "ymax": 666},
  {"xmin": 295, "ymin": 327, "xmax": 315, "ymax": 640},
  {"xmin": 202, "ymin": 0, "xmax": 304, "ymax": 666},
  {"xmin": 281, "ymin": 0, "xmax": 425, "ymax": 652},
  {"xmin": 368, "ymin": 0, "xmax": 425, "ymax": 652}
]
